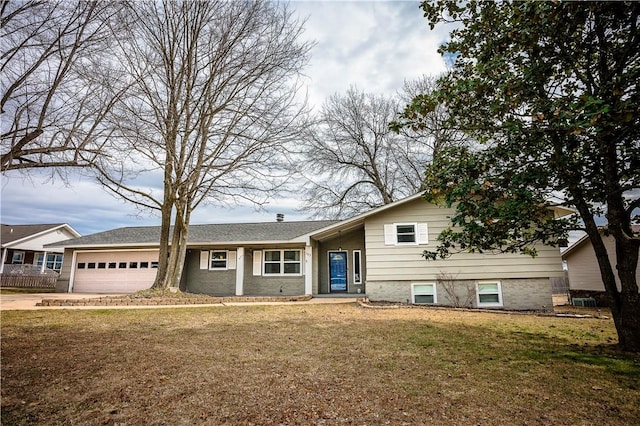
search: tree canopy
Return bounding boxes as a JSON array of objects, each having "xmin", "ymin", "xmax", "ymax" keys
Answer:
[
  {"xmin": 298, "ymin": 79, "xmax": 466, "ymax": 219},
  {"xmin": 401, "ymin": 1, "xmax": 640, "ymax": 350},
  {"xmin": 93, "ymin": 0, "xmax": 312, "ymax": 289},
  {"xmin": 1, "ymin": 0, "xmax": 122, "ymax": 174}
]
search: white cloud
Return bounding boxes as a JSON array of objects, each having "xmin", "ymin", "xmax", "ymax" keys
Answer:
[{"xmin": 1, "ymin": 1, "xmax": 443, "ymax": 235}]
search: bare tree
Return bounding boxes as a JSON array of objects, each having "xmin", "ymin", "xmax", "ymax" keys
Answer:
[
  {"xmin": 1, "ymin": 0, "xmax": 124, "ymax": 173},
  {"xmin": 298, "ymin": 81, "xmax": 463, "ymax": 219},
  {"xmin": 95, "ymin": 0, "xmax": 312, "ymax": 290},
  {"xmin": 397, "ymin": 75, "xmax": 470, "ymax": 160},
  {"xmin": 437, "ymin": 272, "xmax": 475, "ymax": 308}
]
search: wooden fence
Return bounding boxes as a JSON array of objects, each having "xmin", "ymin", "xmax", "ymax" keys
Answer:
[
  {"xmin": 0, "ymin": 265, "xmax": 58, "ymax": 289},
  {"xmin": 551, "ymin": 276, "xmax": 570, "ymax": 294}
]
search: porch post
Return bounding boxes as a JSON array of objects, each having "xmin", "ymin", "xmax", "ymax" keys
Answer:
[
  {"xmin": 67, "ymin": 251, "xmax": 78, "ymax": 293},
  {"xmin": 40, "ymin": 251, "xmax": 47, "ymax": 273},
  {"xmin": 0, "ymin": 248, "xmax": 7, "ymax": 274},
  {"xmin": 235, "ymin": 247, "xmax": 244, "ymax": 296},
  {"xmin": 304, "ymin": 245, "xmax": 313, "ymax": 295}
]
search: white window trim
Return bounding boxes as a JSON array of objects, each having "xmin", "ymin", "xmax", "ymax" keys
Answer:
[
  {"xmin": 412, "ymin": 282, "xmax": 437, "ymax": 304},
  {"xmin": 353, "ymin": 250, "xmax": 362, "ymax": 285},
  {"xmin": 384, "ymin": 223, "xmax": 428, "ymax": 246},
  {"xmin": 12, "ymin": 251, "xmax": 24, "ymax": 264},
  {"xmin": 263, "ymin": 249, "xmax": 303, "ymax": 276},
  {"xmin": 210, "ymin": 250, "xmax": 228, "ymax": 270},
  {"xmin": 476, "ymin": 281, "xmax": 503, "ymax": 307},
  {"xmin": 395, "ymin": 222, "xmax": 418, "ymax": 245}
]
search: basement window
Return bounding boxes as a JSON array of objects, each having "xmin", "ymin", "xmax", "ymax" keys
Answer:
[
  {"xmin": 412, "ymin": 283, "xmax": 436, "ymax": 304},
  {"xmin": 476, "ymin": 282, "xmax": 503, "ymax": 307}
]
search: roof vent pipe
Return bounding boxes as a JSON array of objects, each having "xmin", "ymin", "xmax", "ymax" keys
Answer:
[{"xmin": 276, "ymin": 213, "xmax": 284, "ymax": 222}]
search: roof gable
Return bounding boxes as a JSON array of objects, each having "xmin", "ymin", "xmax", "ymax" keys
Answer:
[
  {"xmin": 562, "ymin": 225, "xmax": 640, "ymax": 260},
  {"xmin": 1, "ymin": 223, "xmax": 80, "ymax": 247}
]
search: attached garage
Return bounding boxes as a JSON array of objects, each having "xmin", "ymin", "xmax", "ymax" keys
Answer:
[{"xmin": 71, "ymin": 250, "xmax": 159, "ymax": 293}]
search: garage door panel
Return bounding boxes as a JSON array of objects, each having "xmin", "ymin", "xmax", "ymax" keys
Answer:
[{"xmin": 73, "ymin": 251, "xmax": 159, "ymax": 293}]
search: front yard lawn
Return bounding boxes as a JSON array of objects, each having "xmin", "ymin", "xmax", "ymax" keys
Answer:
[{"xmin": 2, "ymin": 304, "xmax": 639, "ymax": 425}]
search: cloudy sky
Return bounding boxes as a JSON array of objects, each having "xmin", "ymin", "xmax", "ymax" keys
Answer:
[{"xmin": 0, "ymin": 1, "xmax": 449, "ymax": 236}]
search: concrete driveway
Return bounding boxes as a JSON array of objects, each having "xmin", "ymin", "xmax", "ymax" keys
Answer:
[{"xmin": 0, "ymin": 293, "xmax": 124, "ymax": 311}]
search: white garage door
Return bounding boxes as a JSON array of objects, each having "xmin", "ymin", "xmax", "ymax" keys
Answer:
[{"xmin": 72, "ymin": 250, "xmax": 160, "ymax": 293}]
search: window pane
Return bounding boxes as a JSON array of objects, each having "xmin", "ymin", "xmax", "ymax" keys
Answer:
[
  {"xmin": 210, "ymin": 251, "xmax": 227, "ymax": 269},
  {"xmin": 264, "ymin": 263, "xmax": 281, "ymax": 274},
  {"xmin": 478, "ymin": 283, "xmax": 499, "ymax": 294},
  {"xmin": 414, "ymin": 284, "xmax": 434, "ymax": 294},
  {"xmin": 479, "ymin": 294, "xmax": 500, "ymax": 303},
  {"xmin": 87, "ymin": 263, "xmax": 96, "ymax": 269},
  {"xmin": 264, "ymin": 251, "xmax": 280, "ymax": 261},
  {"xmin": 396, "ymin": 225, "xmax": 415, "ymax": 234},
  {"xmin": 283, "ymin": 263, "xmax": 300, "ymax": 274},
  {"xmin": 108, "ymin": 262, "xmax": 117, "ymax": 269},
  {"xmin": 77, "ymin": 263, "xmax": 86, "ymax": 269},
  {"xmin": 98, "ymin": 262, "xmax": 106, "ymax": 269},
  {"xmin": 211, "ymin": 251, "xmax": 227, "ymax": 260},
  {"xmin": 119, "ymin": 262, "xmax": 127, "ymax": 269},
  {"xmin": 284, "ymin": 250, "xmax": 300, "ymax": 261},
  {"xmin": 151, "ymin": 262, "xmax": 158, "ymax": 268},
  {"xmin": 140, "ymin": 262, "xmax": 149, "ymax": 268},
  {"xmin": 129, "ymin": 262, "xmax": 138, "ymax": 269},
  {"xmin": 415, "ymin": 295, "xmax": 434, "ymax": 304}
]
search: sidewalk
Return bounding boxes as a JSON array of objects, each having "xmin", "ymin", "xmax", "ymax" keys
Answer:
[{"xmin": 0, "ymin": 292, "xmax": 360, "ymax": 311}]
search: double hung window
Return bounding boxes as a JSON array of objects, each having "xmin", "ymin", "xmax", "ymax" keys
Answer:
[
  {"xmin": 476, "ymin": 282, "xmax": 503, "ymax": 307},
  {"xmin": 384, "ymin": 223, "xmax": 428, "ymax": 245},
  {"xmin": 210, "ymin": 251, "xmax": 228, "ymax": 270},
  {"xmin": 412, "ymin": 283, "xmax": 436, "ymax": 304},
  {"xmin": 263, "ymin": 250, "xmax": 302, "ymax": 275}
]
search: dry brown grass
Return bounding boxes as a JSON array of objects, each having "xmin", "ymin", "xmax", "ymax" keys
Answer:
[{"xmin": 2, "ymin": 304, "xmax": 639, "ymax": 425}]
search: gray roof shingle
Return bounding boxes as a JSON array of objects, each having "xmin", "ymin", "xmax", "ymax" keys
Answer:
[
  {"xmin": 1, "ymin": 223, "xmax": 66, "ymax": 246},
  {"xmin": 48, "ymin": 220, "xmax": 339, "ymax": 248}
]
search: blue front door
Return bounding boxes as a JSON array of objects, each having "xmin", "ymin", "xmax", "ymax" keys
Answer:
[{"xmin": 329, "ymin": 251, "xmax": 347, "ymax": 292}]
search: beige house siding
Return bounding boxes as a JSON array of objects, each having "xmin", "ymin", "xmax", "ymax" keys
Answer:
[
  {"xmin": 364, "ymin": 198, "xmax": 564, "ymax": 282},
  {"xmin": 564, "ymin": 235, "xmax": 640, "ymax": 292},
  {"xmin": 55, "ymin": 248, "xmax": 75, "ymax": 292},
  {"xmin": 362, "ymin": 198, "xmax": 562, "ymax": 310}
]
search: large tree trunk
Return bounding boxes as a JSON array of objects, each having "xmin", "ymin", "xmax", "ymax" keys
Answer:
[
  {"xmin": 151, "ymin": 198, "xmax": 173, "ymax": 290},
  {"xmin": 574, "ymin": 195, "xmax": 640, "ymax": 352},
  {"xmin": 152, "ymin": 163, "xmax": 176, "ymax": 290}
]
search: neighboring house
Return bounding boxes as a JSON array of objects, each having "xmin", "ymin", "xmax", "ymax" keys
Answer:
[
  {"xmin": 49, "ymin": 194, "xmax": 571, "ymax": 310},
  {"xmin": 561, "ymin": 226, "xmax": 640, "ymax": 302},
  {"xmin": 1, "ymin": 224, "xmax": 81, "ymax": 286}
]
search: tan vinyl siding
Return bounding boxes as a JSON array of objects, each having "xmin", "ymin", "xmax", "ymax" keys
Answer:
[
  {"xmin": 564, "ymin": 235, "xmax": 640, "ymax": 292},
  {"xmin": 55, "ymin": 248, "xmax": 75, "ymax": 292},
  {"xmin": 364, "ymin": 198, "xmax": 564, "ymax": 282}
]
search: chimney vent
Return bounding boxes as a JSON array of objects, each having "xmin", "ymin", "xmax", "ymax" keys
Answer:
[{"xmin": 276, "ymin": 213, "xmax": 284, "ymax": 222}]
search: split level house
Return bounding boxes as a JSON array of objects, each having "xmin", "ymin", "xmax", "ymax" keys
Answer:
[{"xmin": 48, "ymin": 193, "xmax": 572, "ymax": 310}]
